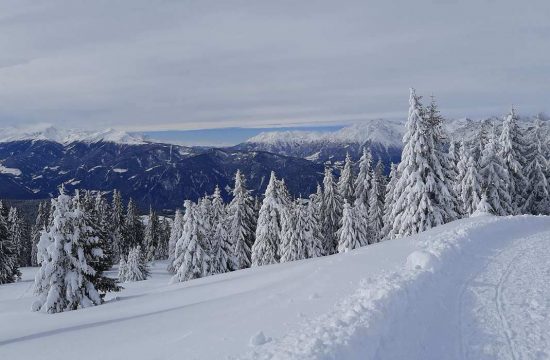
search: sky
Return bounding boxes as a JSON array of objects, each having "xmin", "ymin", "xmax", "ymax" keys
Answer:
[{"xmin": 0, "ymin": 0, "xmax": 548, "ymax": 134}]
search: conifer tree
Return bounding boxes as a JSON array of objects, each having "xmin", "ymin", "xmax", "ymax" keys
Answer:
[
  {"xmin": 252, "ymin": 172, "xmax": 282, "ymax": 266},
  {"xmin": 210, "ymin": 215, "xmax": 233, "ymax": 274},
  {"xmin": 460, "ymin": 155, "xmax": 483, "ymax": 216},
  {"xmin": 171, "ymin": 201, "xmax": 194, "ymax": 274},
  {"xmin": 337, "ymin": 201, "xmax": 364, "ymax": 253},
  {"xmin": 473, "ymin": 192, "xmax": 493, "ymax": 216},
  {"xmin": 122, "ymin": 198, "xmax": 144, "ymax": 255},
  {"xmin": 124, "ymin": 246, "xmax": 150, "ymax": 282},
  {"xmin": 144, "ymin": 207, "xmax": 160, "ymax": 261},
  {"xmin": 479, "ymin": 128, "xmax": 513, "ymax": 215},
  {"xmin": 167, "ymin": 209, "xmax": 184, "ymax": 273},
  {"xmin": 8, "ymin": 207, "xmax": 25, "ymax": 266},
  {"xmin": 33, "ymin": 191, "xmax": 103, "ymax": 313},
  {"xmin": 280, "ymin": 200, "xmax": 302, "ymax": 263},
  {"xmin": 304, "ymin": 197, "xmax": 324, "ymax": 258},
  {"xmin": 367, "ymin": 160, "xmax": 385, "ymax": 244},
  {"xmin": 227, "ymin": 170, "xmax": 256, "ymax": 270},
  {"xmin": 0, "ymin": 202, "xmax": 20, "ymax": 284},
  {"xmin": 523, "ymin": 118, "xmax": 550, "ymax": 214},
  {"xmin": 337, "ymin": 153, "xmax": 355, "ymax": 204},
  {"xmin": 117, "ymin": 257, "xmax": 128, "ymax": 283},
  {"xmin": 388, "ymin": 89, "xmax": 456, "ymax": 239},
  {"xmin": 382, "ymin": 162, "xmax": 398, "ymax": 239},
  {"xmin": 454, "ymin": 141, "xmax": 469, "ymax": 217},
  {"xmin": 499, "ymin": 108, "xmax": 528, "ymax": 213},
  {"xmin": 322, "ymin": 167, "xmax": 343, "ymax": 254},
  {"xmin": 354, "ymin": 147, "xmax": 373, "ymax": 209},
  {"xmin": 111, "ymin": 189, "xmax": 125, "ymax": 261},
  {"xmin": 155, "ymin": 218, "xmax": 170, "ymax": 260},
  {"xmin": 31, "ymin": 201, "xmax": 50, "ymax": 266}
]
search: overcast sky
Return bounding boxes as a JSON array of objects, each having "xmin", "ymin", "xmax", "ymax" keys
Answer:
[{"xmin": 0, "ymin": 0, "xmax": 548, "ymax": 131}]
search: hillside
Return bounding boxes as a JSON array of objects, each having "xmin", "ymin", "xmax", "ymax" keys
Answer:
[{"xmin": 1, "ymin": 215, "xmax": 549, "ymax": 359}]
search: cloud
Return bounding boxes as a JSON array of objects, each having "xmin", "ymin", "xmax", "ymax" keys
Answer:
[{"xmin": 0, "ymin": 0, "xmax": 548, "ymax": 130}]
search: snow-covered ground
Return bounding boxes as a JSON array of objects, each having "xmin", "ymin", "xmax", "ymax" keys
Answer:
[{"xmin": 1, "ymin": 215, "xmax": 550, "ymax": 359}]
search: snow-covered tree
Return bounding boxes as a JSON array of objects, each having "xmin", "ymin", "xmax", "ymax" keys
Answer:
[
  {"xmin": 117, "ymin": 257, "xmax": 128, "ymax": 283},
  {"xmin": 382, "ymin": 162, "xmax": 398, "ymax": 239},
  {"xmin": 252, "ymin": 172, "xmax": 282, "ymax": 266},
  {"xmin": 479, "ymin": 128, "xmax": 513, "ymax": 216},
  {"xmin": 305, "ymin": 196, "xmax": 324, "ymax": 258},
  {"xmin": 172, "ymin": 203, "xmax": 210, "ymax": 282},
  {"xmin": 144, "ymin": 207, "xmax": 160, "ymax": 261},
  {"xmin": 387, "ymin": 89, "xmax": 456, "ymax": 239},
  {"xmin": 322, "ymin": 167, "xmax": 343, "ymax": 254},
  {"xmin": 31, "ymin": 201, "xmax": 50, "ymax": 266},
  {"xmin": 8, "ymin": 207, "xmax": 25, "ymax": 266},
  {"xmin": 111, "ymin": 189, "xmax": 125, "ymax": 261},
  {"xmin": 0, "ymin": 202, "xmax": 20, "ymax": 284},
  {"xmin": 367, "ymin": 160, "xmax": 385, "ymax": 244},
  {"xmin": 454, "ymin": 141, "xmax": 469, "ymax": 217},
  {"xmin": 280, "ymin": 201, "xmax": 302, "ymax": 262},
  {"xmin": 523, "ymin": 118, "xmax": 550, "ymax": 214},
  {"xmin": 499, "ymin": 108, "xmax": 528, "ymax": 213},
  {"xmin": 210, "ymin": 216, "xmax": 233, "ymax": 274},
  {"xmin": 338, "ymin": 153, "xmax": 355, "ymax": 204},
  {"xmin": 354, "ymin": 147, "xmax": 373, "ymax": 209},
  {"xmin": 337, "ymin": 201, "xmax": 364, "ymax": 253},
  {"xmin": 122, "ymin": 198, "xmax": 144, "ymax": 255},
  {"xmin": 124, "ymin": 246, "xmax": 150, "ymax": 282},
  {"xmin": 33, "ymin": 191, "xmax": 103, "ymax": 313},
  {"xmin": 155, "ymin": 218, "xmax": 170, "ymax": 260},
  {"xmin": 472, "ymin": 192, "xmax": 493, "ymax": 216},
  {"xmin": 226, "ymin": 170, "xmax": 256, "ymax": 270},
  {"xmin": 167, "ymin": 209, "xmax": 184, "ymax": 273},
  {"xmin": 460, "ymin": 155, "xmax": 483, "ymax": 216}
]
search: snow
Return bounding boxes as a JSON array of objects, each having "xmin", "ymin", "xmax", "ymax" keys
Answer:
[
  {"xmin": 112, "ymin": 168, "xmax": 128, "ymax": 173},
  {"xmin": 0, "ymin": 124, "xmax": 146, "ymax": 145},
  {"xmin": 0, "ymin": 165, "xmax": 22, "ymax": 176},
  {"xmin": 1, "ymin": 216, "xmax": 550, "ymax": 359}
]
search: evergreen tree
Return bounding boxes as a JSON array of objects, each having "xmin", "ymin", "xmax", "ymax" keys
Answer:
[
  {"xmin": 155, "ymin": 218, "xmax": 170, "ymax": 260},
  {"xmin": 354, "ymin": 147, "xmax": 373, "ymax": 209},
  {"xmin": 124, "ymin": 246, "xmax": 150, "ymax": 282},
  {"xmin": 32, "ymin": 191, "xmax": 103, "ymax": 313},
  {"xmin": 167, "ymin": 209, "xmax": 184, "ymax": 273},
  {"xmin": 210, "ymin": 215, "xmax": 233, "ymax": 274},
  {"xmin": 117, "ymin": 257, "xmax": 128, "ymax": 283},
  {"xmin": 304, "ymin": 197, "xmax": 324, "ymax": 258},
  {"xmin": 337, "ymin": 201, "xmax": 364, "ymax": 253},
  {"xmin": 111, "ymin": 189, "xmax": 125, "ymax": 261},
  {"xmin": 252, "ymin": 172, "xmax": 283, "ymax": 266},
  {"xmin": 122, "ymin": 198, "xmax": 144, "ymax": 255},
  {"xmin": 388, "ymin": 89, "xmax": 456, "ymax": 239},
  {"xmin": 337, "ymin": 153, "xmax": 355, "ymax": 204},
  {"xmin": 523, "ymin": 118, "xmax": 550, "ymax": 214},
  {"xmin": 280, "ymin": 199, "xmax": 310, "ymax": 262},
  {"xmin": 479, "ymin": 128, "xmax": 514, "ymax": 215},
  {"xmin": 144, "ymin": 207, "xmax": 160, "ymax": 261},
  {"xmin": 382, "ymin": 162, "xmax": 398, "ymax": 239},
  {"xmin": 454, "ymin": 141, "xmax": 469, "ymax": 217},
  {"xmin": 171, "ymin": 201, "xmax": 194, "ymax": 275},
  {"xmin": 227, "ymin": 170, "xmax": 256, "ymax": 270},
  {"xmin": 499, "ymin": 108, "xmax": 528, "ymax": 213},
  {"xmin": 321, "ymin": 167, "xmax": 343, "ymax": 254},
  {"xmin": 172, "ymin": 203, "xmax": 210, "ymax": 282},
  {"xmin": 473, "ymin": 192, "xmax": 494, "ymax": 216},
  {"xmin": 8, "ymin": 207, "xmax": 25, "ymax": 266},
  {"xmin": 31, "ymin": 201, "xmax": 50, "ymax": 266},
  {"xmin": 0, "ymin": 202, "xmax": 20, "ymax": 284},
  {"xmin": 460, "ymin": 155, "xmax": 483, "ymax": 216},
  {"xmin": 367, "ymin": 160, "xmax": 385, "ymax": 244}
]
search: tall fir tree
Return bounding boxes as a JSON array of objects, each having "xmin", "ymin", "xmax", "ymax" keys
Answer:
[
  {"xmin": 8, "ymin": 207, "xmax": 25, "ymax": 266},
  {"xmin": 0, "ymin": 202, "xmax": 20, "ymax": 284},
  {"xmin": 280, "ymin": 200, "xmax": 306, "ymax": 263},
  {"xmin": 321, "ymin": 167, "xmax": 343, "ymax": 254},
  {"xmin": 124, "ymin": 246, "xmax": 150, "ymax": 282},
  {"xmin": 354, "ymin": 147, "xmax": 373, "ymax": 209},
  {"xmin": 122, "ymin": 198, "xmax": 144, "ymax": 256},
  {"xmin": 454, "ymin": 141, "xmax": 469, "ymax": 217},
  {"xmin": 144, "ymin": 207, "xmax": 160, "ymax": 261},
  {"xmin": 304, "ymin": 197, "xmax": 324, "ymax": 258},
  {"xmin": 499, "ymin": 108, "xmax": 528, "ymax": 213},
  {"xmin": 523, "ymin": 117, "xmax": 550, "ymax": 214},
  {"xmin": 382, "ymin": 162, "xmax": 398, "ymax": 239},
  {"xmin": 479, "ymin": 127, "xmax": 514, "ymax": 215},
  {"xmin": 252, "ymin": 172, "xmax": 283, "ymax": 266},
  {"xmin": 337, "ymin": 153, "xmax": 355, "ymax": 204},
  {"xmin": 33, "ymin": 191, "xmax": 103, "ymax": 313},
  {"xmin": 155, "ymin": 218, "xmax": 170, "ymax": 260},
  {"xmin": 460, "ymin": 155, "xmax": 483, "ymax": 216},
  {"xmin": 167, "ymin": 209, "xmax": 184, "ymax": 273},
  {"xmin": 337, "ymin": 201, "xmax": 364, "ymax": 253},
  {"xmin": 111, "ymin": 189, "xmax": 125, "ymax": 261},
  {"xmin": 227, "ymin": 170, "xmax": 256, "ymax": 270},
  {"xmin": 388, "ymin": 89, "xmax": 456, "ymax": 239},
  {"xmin": 31, "ymin": 201, "xmax": 50, "ymax": 266},
  {"xmin": 367, "ymin": 160, "xmax": 385, "ymax": 244}
]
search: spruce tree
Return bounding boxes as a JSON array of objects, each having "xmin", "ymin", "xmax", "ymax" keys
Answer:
[
  {"xmin": 499, "ymin": 108, "xmax": 528, "ymax": 213},
  {"xmin": 144, "ymin": 207, "xmax": 160, "ymax": 261},
  {"xmin": 460, "ymin": 155, "xmax": 483, "ymax": 216},
  {"xmin": 171, "ymin": 201, "xmax": 194, "ymax": 275},
  {"xmin": 337, "ymin": 201, "xmax": 363, "ymax": 253},
  {"xmin": 155, "ymin": 218, "xmax": 170, "ymax": 260},
  {"xmin": 354, "ymin": 147, "xmax": 373, "ymax": 209},
  {"xmin": 454, "ymin": 141, "xmax": 469, "ymax": 217},
  {"xmin": 117, "ymin": 257, "xmax": 128, "ymax": 283},
  {"xmin": 252, "ymin": 172, "xmax": 282, "ymax": 266},
  {"xmin": 388, "ymin": 89, "xmax": 456, "ymax": 239},
  {"xmin": 382, "ymin": 162, "xmax": 398, "ymax": 239},
  {"xmin": 122, "ymin": 198, "xmax": 144, "ymax": 255},
  {"xmin": 8, "ymin": 207, "xmax": 25, "ymax": 266},
  {"xmin": 210, "ymin": 215, "xmax": 233, "ymax": 274},
  {"xmin": 280, "ymin": 200, "xmax": 301, "ymax": 263},
  {"xmin": 0, "ymin": 202, "xmax": 20, "ymax": 284},
  {"xmin": 479, "ymin": 128, "xmax": 513, "ymax": 215},
  {"xmin": 227, "ymin": 170, "xmax": 256, "ymax": 270},
  {"xmin": 31, "ymin": 201, "xmax": 50, "ymax": 266},
  {"xmin": 124, "ymin": 246, "xmax": 150, "ymax": 282},
  {"xmin": 111, "ymin": 189, "xmax": 125, "ymax": 261},
  {"xmin": 304, "ymin": 197, "xmax": 324, "ymax": 258},
  {"xmin": 337, "ymin": 153, "xmax": 355, "ymax": 204},
  {"xmin": 321, "ymin": 167, "xmax": 343, "ymax": 254},
  {"xmin": 367, "ymin": 160, "xmax": 385, "ymax": 244},
  {"xmin": 33, "ymin": 191, "xmax": 103, "ymax": 313},
  {"xmin": 523, "ymin": 118, "xmax": 550, "ymax": 214},
  {"xmin": 167, "ymin": 209, "xmax": 184, "ymax": 273}
]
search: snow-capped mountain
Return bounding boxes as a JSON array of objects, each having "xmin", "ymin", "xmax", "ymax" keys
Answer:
[{"xmin": 0, "ymin": 124, "xmax": 147, "ymax": 145}]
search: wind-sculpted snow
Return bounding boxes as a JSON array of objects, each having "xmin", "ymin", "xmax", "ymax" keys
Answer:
[{"xmin": 1, "ymin": 216, "xmax": 550, "ymax": 359}]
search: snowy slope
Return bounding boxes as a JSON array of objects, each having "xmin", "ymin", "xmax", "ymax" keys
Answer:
[
  {"xmin": 0, "ymin": 124, "xmax": 146, "ymax": 145},
  {"xmin": 1, "ymin": 216, "xmax": 550, "ymax": 359}
]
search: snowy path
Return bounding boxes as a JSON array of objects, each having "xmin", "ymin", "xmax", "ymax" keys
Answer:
[{"xmin": 1, "ymin": 216, "xmax": 550, "ymax": 360}]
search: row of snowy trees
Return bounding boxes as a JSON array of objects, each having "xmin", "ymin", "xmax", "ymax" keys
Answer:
[{"xmin": 0, "ymin": 202, "xmax": 30, "ymax": 284}]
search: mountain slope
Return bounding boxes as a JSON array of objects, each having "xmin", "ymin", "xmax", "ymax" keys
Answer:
[{"xmin": 1, "ymin": 215, "xmax": 549, "ymax": 359}]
